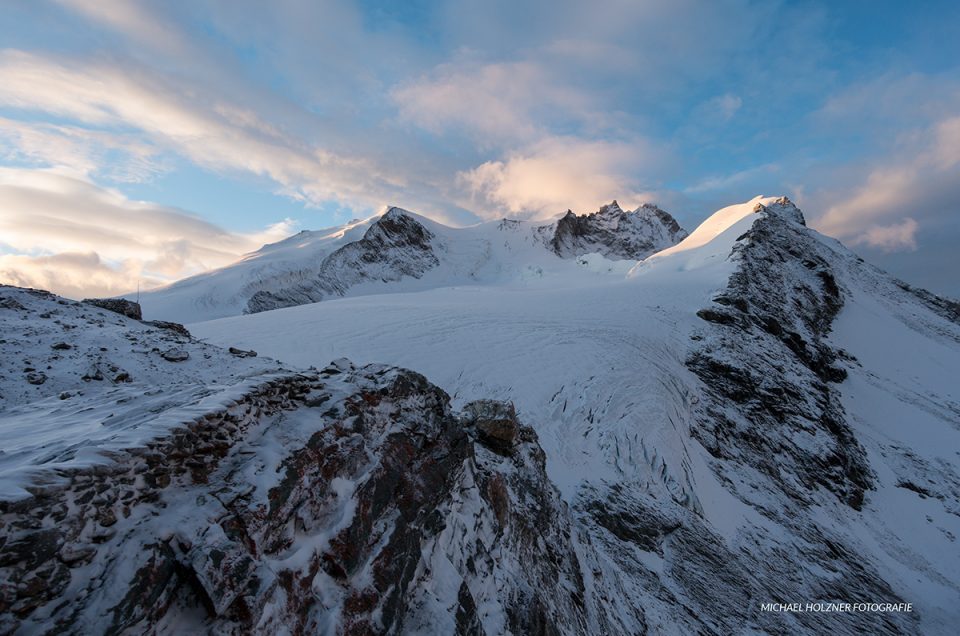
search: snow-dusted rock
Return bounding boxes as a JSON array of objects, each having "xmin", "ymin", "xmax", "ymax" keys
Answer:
[
  {"xmin": 545, "ymin": 201, "xmax": 688, "ymax": 260},
  {"xmin": 245, "ymin": 207, "xmax": 441, "ymax": 314},
  {"xmin": 0, "ymin": 360, "xmax": 588, "ymax": 635}
]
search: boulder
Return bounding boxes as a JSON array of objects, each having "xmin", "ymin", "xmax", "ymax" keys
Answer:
[
  {"xmin": 26, "ymin": 371, "xmax": 47, "ymax": 385},
  {"xmin": 161, "ymin": 348, "xmax": 190, "ymax": 362}
]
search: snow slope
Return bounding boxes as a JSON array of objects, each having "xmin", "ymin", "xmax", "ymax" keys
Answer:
[
  {"xmin": 139, "ymin": 203, "xmax": 687, "ymax": 323},
  {"xmin": 137, "ymin": 218, "xmax": 375, "ymax": 322},
  {"xmin": 0, "ymin": 286, "xmax": 293, "ymax": 500},
  {"xmin": 187, "ymin": 196, "xmax": 960, "ymax": 634}
]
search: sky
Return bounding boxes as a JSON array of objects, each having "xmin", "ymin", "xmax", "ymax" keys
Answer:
[{"xmin": 0, "ymin": 0, "xmax": 958, "ymax": 299}]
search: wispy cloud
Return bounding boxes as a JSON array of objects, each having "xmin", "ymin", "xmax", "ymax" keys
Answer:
[
  {"xmin": 392, "ymin": 60, "xmax": 600, "ymax": 147},
  {"xmin": 0, "ymin": 50, "xmax": 406, "ymax": 209},
  {"xmin": 0, "ymin": 168, "xmax": 295, "ymax": 298},
  {"xmin": 684, "ymin": 163, "xmax": 779, "ymax": 195},
  {"xmin": 0, "ymin": 116, "xmax": 166, "ymax": 182}
]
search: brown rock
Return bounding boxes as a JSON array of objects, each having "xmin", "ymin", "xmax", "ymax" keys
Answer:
[{"xmin": 464, "ymin": 400, "xmax": 519, "ymax": 450}]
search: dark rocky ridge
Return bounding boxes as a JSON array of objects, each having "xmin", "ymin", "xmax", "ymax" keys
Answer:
[
  {"xmin": 688, "ymin": 197, "xmax": 871, "ymax": 509},
  {"xmin": 81, "ymin": 297, "xmax": 142, "ymax": 320},
  {"xmin": 0, "ymin": 360, "xmax": 590, "ymax": 635},
  {"xmin": 545, "ymin": 201, "xmax": 688, "ymax": 261}
]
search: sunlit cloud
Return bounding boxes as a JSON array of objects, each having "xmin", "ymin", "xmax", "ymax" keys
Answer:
[
  {"xmin": 0, "ymin": 50, "xmax": 402, "ymax": 209},
  {"xmin": 811, "ymin": 112, "xmax": 960, "ymax": 253},
  {"xmin": 848, "ymin": 218, "xmax": 919, "ymax": 252},
  {"xmin": 0, "ymin": 168, "xmax": 295, "ymax": 298},
  {"xmin": 458, "ymin": 137, "xmax": 664, "ymax": 219}
]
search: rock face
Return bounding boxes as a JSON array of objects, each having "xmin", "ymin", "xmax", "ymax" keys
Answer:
[
  {"xmin": 0, "ymin": 361, "xmax": 589, "ymax": 635},
  {"xmin": 463, "ymin": 399, "xmax": 519, "ymax": 451},
  {"xmin": 545, "ymin": 201, "xmax": 688, "ymax": 260},
  {"xmin": 688, "ymin": 197, "xmax": 871, "ymax": 510},
  {"xmin": 246, "ymin": 208, "xmax": 440, "ymax": 314},
  {"xmin": 81, "ymin": 297, "xmax": 143, "ymax": 320}
]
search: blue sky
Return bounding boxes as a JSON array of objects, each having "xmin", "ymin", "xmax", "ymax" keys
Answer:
[{"xmin": 0, "ymin": 0, "xmax": 958, "ymax": 298}]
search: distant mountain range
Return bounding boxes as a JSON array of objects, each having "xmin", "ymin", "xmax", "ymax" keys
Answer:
[{"xmin": 138, "ymin": 202, "xmax": 688, "ymax": 322}]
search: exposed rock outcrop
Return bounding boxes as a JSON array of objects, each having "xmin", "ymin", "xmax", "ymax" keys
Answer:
[
  {"xmin": 544, "ymin": 201, "xmax": 687, "ymax": 260},
  {"xmin": 82, "ymin": 297, "xmax": 143, "ymax": 320},
  {"xmin": 1, "ymin": 361, "xmax": 588, "ymax": 635},
  {"xmin": 143, "ymin": 320, "xmax": 191, "ymax": 338}
]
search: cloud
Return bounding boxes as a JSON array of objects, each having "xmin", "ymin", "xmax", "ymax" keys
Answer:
[
  {"xmin": 53, "ymin": 0, "xmax": 190, "ymax": 56},
  {"xmin": 0, "ymin": 50, "xmax": 404, "ymax": 209},
  {"xmin": 0, "ymin": 168, "xmax": 295, "ymax": 298},
  {"xmin": 392, "ymin": 60, "xmax": 599, "ymax": 146},
  {"xmin": 810, "ymin": 112, "xmax": 960, "ymax": 252},
  {"xmin": 709, "ymin": 94, "xmax": 743, "ymax": 121},
  {"xmin": 0, "ymin": 116, "xmax": 165, "ymax": 182},
  {"xmin": 458, "ymin": 137, "xmax": 664, "ymax": 218},
  {"xmin": 849, "ymin": 218, "xmax": 919, "ymax": 252},
  {"xmin": 0, "ymin": 252, "xmax": 160, "ymax": 300}
]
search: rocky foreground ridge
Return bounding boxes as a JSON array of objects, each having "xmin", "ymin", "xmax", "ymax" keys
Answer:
[{"xmin": 1, "ymin": 355, "xmax": 592, "ymax": 634}]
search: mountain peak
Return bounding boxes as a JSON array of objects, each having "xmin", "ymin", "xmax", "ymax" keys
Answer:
[
  {"xmin": 547, "ymin": 201, "xmax": 687, "ymax": 260},
  {"xmin": 753, "ymin": 195, "xmax": 805, "ymax": 225},
  {"xmin": 382, "ymin": 205, "xmax": 412, "ymax": 220},
  {"xmin": 598, "ymin": 200, "xmax": 623, "ymax": 215}
]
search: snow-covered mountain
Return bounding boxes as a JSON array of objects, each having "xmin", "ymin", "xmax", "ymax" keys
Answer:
[
  {"xmin": 138, "ymin": 202, "xmax": 688, "ymax": 322},
  {"xmin": 2, "ymin": 196, "xmax": 958, "ymax": 634}
]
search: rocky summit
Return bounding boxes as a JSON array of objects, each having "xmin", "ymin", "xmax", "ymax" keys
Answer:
[{"xmin": 546, "ymin": 201, "xmax": 688, "ymax": 261}]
